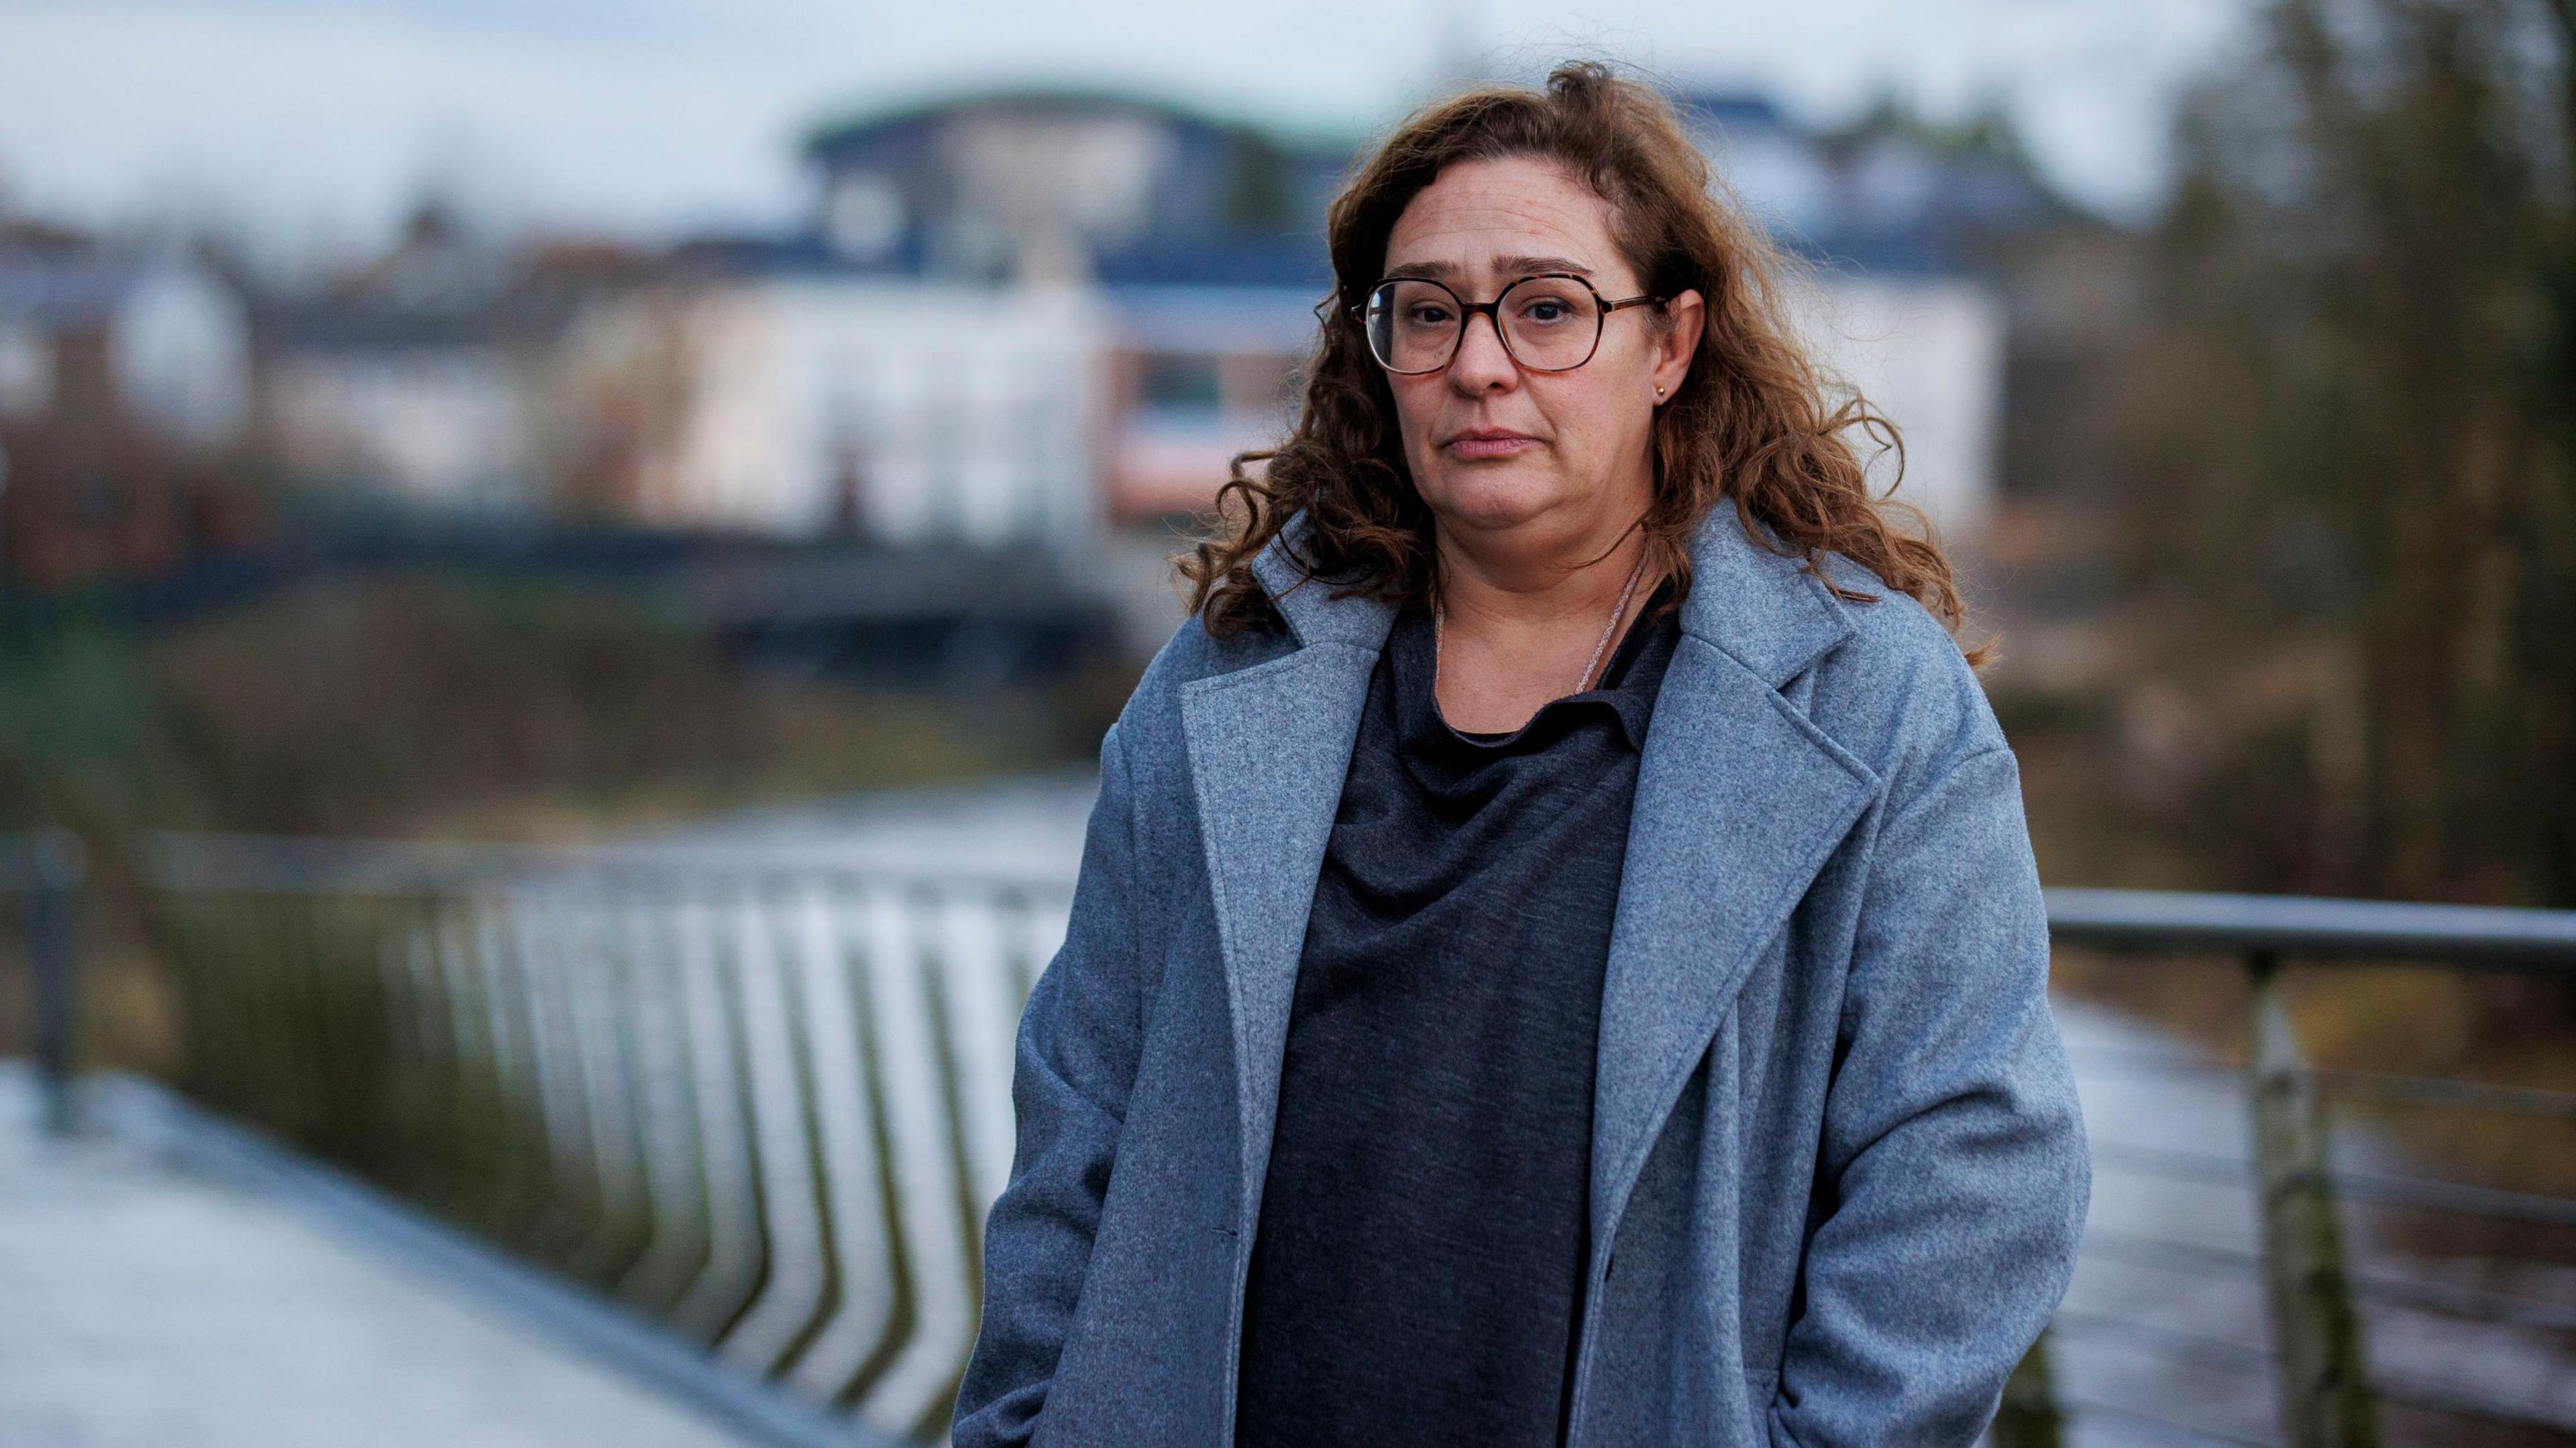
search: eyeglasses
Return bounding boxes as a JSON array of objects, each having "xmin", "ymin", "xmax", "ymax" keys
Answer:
[{"xmin": 1357, "ymin": 273, "xmax": 1663, "ymax": 376}]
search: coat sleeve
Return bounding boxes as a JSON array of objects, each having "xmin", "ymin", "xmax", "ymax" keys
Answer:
[
  {"xmin": 951, "ymin": 724, "xmax": 1150, "ymax": 1447},
  {"xmin": 1769, "ymin": 743, "xmax": 2090, "ymax": 1448}
]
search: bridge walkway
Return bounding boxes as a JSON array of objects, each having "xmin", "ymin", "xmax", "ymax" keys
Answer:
[{"xmin": 0, "ymin": 1062, "xmax": 753, "ymax": 1448}]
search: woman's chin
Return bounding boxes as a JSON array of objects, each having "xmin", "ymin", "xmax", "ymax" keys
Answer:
[{"xmin": 1421, "ymin": 469, "xmax": 1570, "ymax": 534}]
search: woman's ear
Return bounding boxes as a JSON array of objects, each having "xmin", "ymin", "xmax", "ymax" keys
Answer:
[{"xmin": 1653, "ymin": 289, "xmax": 1706, "ymax": 400}]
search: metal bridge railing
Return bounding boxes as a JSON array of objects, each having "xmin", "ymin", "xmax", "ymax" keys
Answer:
[
  {"xmin": 134, "ymin": 830, "xmax": 1071, "ymax": 1445},
  {"xmin": 2017, "ymin": 886, "xmax": 2576, "ymax": 1448},
  {"xmin": 20, "ymin": 831, "xmax": 2574, "ymax": 1447}
]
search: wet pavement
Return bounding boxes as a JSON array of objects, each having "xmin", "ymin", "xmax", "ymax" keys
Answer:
[{"xmin": 0, "ymin": 1063, "xmax": 750, "ymax": 1448}]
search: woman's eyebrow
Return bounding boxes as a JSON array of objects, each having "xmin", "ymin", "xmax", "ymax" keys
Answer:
[
  {"xmin": 1379, "ymin": 260, "xmax": 1459, "ymax": 282},
  {"xmin": 1493, "ymin": 254, "xmax": 1594, "ymax": 278}
]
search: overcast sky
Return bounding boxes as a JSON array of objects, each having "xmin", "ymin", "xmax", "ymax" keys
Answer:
[{"xmin": 1, "ymin": 0, "xmax": 2259, "ymax": 260}]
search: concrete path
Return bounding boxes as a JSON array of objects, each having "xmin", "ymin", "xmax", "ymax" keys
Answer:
[{"xmin": 0, "ymin": 1064, "xmax": 753, "ymax": 1448}]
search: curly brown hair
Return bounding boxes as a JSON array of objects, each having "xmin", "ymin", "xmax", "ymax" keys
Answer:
[{"xmin": 1180, "ymin": 61, "xmax": 1976, "ymax": 660}]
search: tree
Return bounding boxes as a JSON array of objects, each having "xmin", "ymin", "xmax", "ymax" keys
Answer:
[{"xmin": 2121, "ymin": 0, "xmax": 2576, "ymax": 904}]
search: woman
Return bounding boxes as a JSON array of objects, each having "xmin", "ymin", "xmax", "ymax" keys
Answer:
[{"xmin": 955, "ymin": 63, "xmax": 2087, "ymax": 1448}]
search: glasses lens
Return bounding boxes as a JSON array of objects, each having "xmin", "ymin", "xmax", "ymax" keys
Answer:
[
  {"xmin": 1499, "ymin": 277, "xmax": 1603, "ymax": 371},
  {"xmin": 1366, "ymin": 280, "xmax": 1460, "ymax": 373}
]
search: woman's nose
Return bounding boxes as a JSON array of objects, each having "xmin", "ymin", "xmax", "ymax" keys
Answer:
[{"xmin": 1448, "ymin": 311, "xmax": 1517, "ymax": 391}]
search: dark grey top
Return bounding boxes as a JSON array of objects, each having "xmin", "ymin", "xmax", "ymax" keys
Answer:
[{"xmin": 1232, "ymin": 582, "xmax": 1684, "ymax": 1448}]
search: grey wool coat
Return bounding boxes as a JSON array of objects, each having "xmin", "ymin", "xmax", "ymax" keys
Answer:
[{"xmin": 952, "ymin": 506, "xmax": 2090, "ymax": 1448}]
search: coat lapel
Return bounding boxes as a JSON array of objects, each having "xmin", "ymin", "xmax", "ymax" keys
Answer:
[
  {"xmin": 1194, "ymin": 510, "xmax": 1892, "ymax": 1258},
  {"xmin": 1587, "ymin": 512, "xmax": 1884, "ymax": 1252},
  {"xmin": 1183, "ymin": 526, "xmax": 1392, "ymax": 1229}
]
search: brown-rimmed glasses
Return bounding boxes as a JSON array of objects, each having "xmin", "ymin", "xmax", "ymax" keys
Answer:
[{"xmin": 1359, "ymin": 273, "xmax": 1663, "ymax": 375}]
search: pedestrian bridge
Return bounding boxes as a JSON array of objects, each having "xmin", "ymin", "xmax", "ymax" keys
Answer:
[{"xmin": 2, "ymin": 791, "xmax": 2571, "ymax": 1447}]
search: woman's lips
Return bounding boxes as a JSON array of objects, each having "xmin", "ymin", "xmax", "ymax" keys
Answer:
[{"xmin": 1444, "ymin": 430, "xmax": 1540, "ymax": 461}]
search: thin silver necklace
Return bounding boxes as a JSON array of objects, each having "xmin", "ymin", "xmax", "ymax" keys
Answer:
[{"xmin": 1433, "ymin": 547, "xmax": 1651, "ymax": 707}]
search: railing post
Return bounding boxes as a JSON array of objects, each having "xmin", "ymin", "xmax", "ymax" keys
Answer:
[
  {"xmin": 1992, "ymin": 1326, "xmax": 2063, "ymax": 1448},
  {"xmin": 2245, "ymin": 951, "xmax": 2377, "ymax": 1448},
  {"xmin": 27, "ymin": 827, "xmax": 87, "ymax": 1135}
]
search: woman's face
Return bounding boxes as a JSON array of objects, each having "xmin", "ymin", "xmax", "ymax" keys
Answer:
[{"xmin": 1377, "ymin": 154, "xmax": 1703, "ymax": 549}]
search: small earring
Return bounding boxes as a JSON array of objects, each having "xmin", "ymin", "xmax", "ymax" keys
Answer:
[{"xmin": 1654, "ymin": 385, "xmax": 1666, "ymax": 398}]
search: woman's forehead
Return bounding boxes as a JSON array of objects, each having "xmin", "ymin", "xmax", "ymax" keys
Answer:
[{"xmin": 1383, "ymin": 155, "xmax": 1627, "ymax": 284}]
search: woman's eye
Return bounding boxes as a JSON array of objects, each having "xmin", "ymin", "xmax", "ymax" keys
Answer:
[
  {"xmin": 1406, "ymin": 306, "xmax": 1454, "ymax": 326},
  {"xmin": 1522, "ymin": 300, "xmax": 1570, "ymax": 323}
]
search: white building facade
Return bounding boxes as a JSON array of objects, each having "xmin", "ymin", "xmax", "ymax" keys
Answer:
[
  {"xmin": 262, "ymin": 345, "xmax": 534, "ymax": 509},
  {"xmin": 590, "ymin": 278, "xmax": 1108, "ymax": 547}
]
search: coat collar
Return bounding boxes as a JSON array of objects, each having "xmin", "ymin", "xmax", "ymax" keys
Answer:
[
  {"xmin": 1674, "ymin": 503, "xmax": 1860, "ymax": 687},
  {"xmin": 1247, "ymin": 513, "xmax": 1397, "ymax": 652},
  {"xmin": 1201, "ymin": 504, "xmax": 1882, "ymax": 1281}
]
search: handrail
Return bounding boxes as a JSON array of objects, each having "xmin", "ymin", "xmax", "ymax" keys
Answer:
[
  {"xmin": 2045, "ymin": 885, "xmax": 2576, "ymax": 971},
  {"xmin": 2040, "ymin": 884, "xmax": 2576, "ymax": 1448},
  {"xmin": 134, "ymin": 833, "xmax": 1076, "ymax": 1443},
  {"xmin": 138, "ymin": 828, "xmax": 1075, "ymax": 897}
]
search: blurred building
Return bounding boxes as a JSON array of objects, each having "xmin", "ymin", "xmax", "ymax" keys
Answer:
[
  {"xmin": 526, "ymin": 89, "xmax": 1338, "ymax": 646},
  {"xmin": 229, "ymin": 85, "xmax": 2059, "ymax": 651},
  {"xmin": 627, "ymin": 86, "xmax": 2044, "ymax": 648},
  {"xmin": 800, "ymin": 87, "xmax": 1335, "ymax": 526},
  {"xmin": 578, "ymin": 91, "xmax": 1332, "ymax": 559},
  {"xmin": 254, "ymin": 207, "xmax": 648, "ymax": 516},
  {"xmin": 0, "ymin": 223, "xmax": 252, "ymax": 588},
  {"xmin": 1688, "ymin": 95, "xmax": 2061, "ymax": 271},
  {"xmin": 562, "ymin": 276, "xmax": 1104, "ymax": 543},
  {"xmin": 0, "ymin": 229, "xmax": 249, "ymax": 448},
  {"xmin": 1681, "ymin": 93, "xmax": 2049, "ymax": 547}
]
